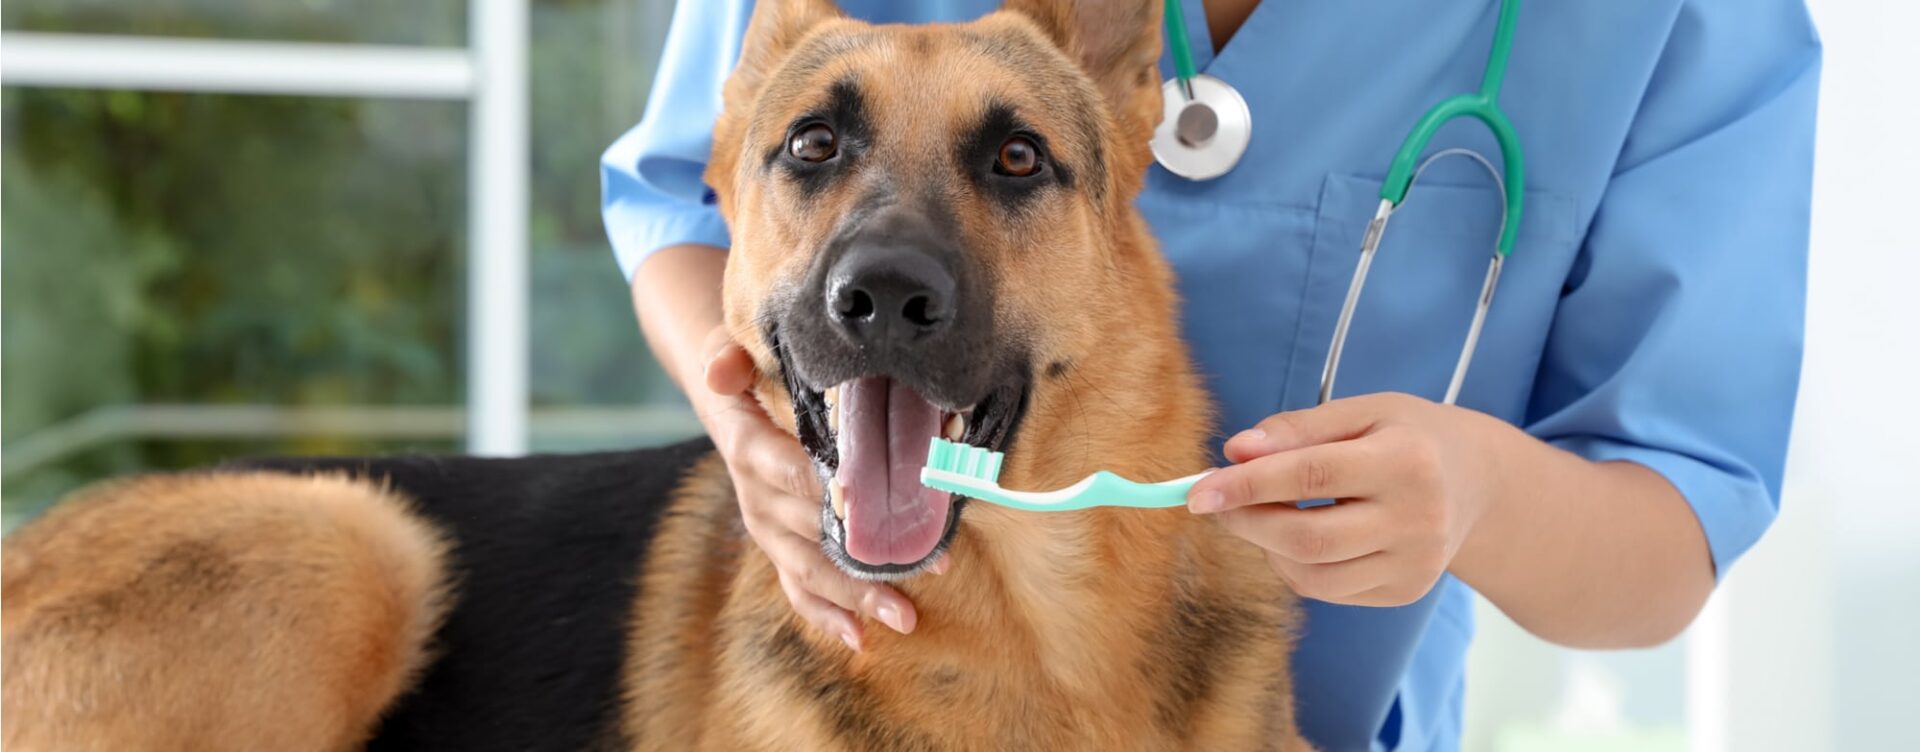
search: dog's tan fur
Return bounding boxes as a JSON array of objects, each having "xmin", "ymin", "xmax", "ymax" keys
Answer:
[
  {"xmin": 628, "ymin": 2, "xmax": 1304, "ymax": 749},
  {"xmin": 2, "ymin": 473, "xmax": 449, "ymax": 752},
  {"xmin": 0, "ymin": 2, "xmax": 1305, "ymax": 749}
]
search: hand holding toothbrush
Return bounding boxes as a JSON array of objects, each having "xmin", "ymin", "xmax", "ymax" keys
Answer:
[
  {"xmin": 1182, "ymin": 392, "xmax": 1714, "ymax": 651},
  {"xmin": 1183, "ymin": 393, "xmax": 1506, "ymax": 608}
]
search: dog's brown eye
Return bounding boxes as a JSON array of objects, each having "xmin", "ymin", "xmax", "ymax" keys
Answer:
[
  {"xmin": 789, "ymin": 124, "xmax": 837, "ymax": 163},
  {"xmin": 996, "ymin": 136, "xmax": 1041, "ymax": 177}
]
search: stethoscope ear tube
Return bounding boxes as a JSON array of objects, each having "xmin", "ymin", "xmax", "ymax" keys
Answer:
[
  {"xmin": 1317, "ymin": 0, "xmax": 1527, "ymax": 408},
  {"xmin": 1318, "ymin": 199, "xmax": 1393, "ymax": 407},
  {"xmin": 1319, "ymin": 149, "xmax": 1511, "ymax": 407}
]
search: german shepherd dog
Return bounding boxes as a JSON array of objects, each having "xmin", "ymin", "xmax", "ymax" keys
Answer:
[{"xmin": 2, "ymin": 1, "xmax": 1307, "ymax": 749}]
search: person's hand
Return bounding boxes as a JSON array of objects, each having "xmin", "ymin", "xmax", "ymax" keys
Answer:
[
  {"xmin": 695, "ymin": 330, "xmax": 940, "ymax": 650},
  {"xmin": 1185, "ymin": 393, "xmax": 1508, "ymax": 607}
]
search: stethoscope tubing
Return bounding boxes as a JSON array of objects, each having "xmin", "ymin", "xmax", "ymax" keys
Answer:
[
  {"xmin": 1151, "ymin": 0, "xmax": 1528, "ymax": 407},
  {"xmin": 1318, "ymin": 149, "xmax": 1512, "ymax": 407}
]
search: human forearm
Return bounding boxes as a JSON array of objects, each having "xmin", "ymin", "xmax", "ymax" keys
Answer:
[
  {"xmin": 630, "ymin": 243, "xmax": 731, "ymax": 398},
  {"xmin": 1186, "ymin": 394, "xmax": 1718, "ymax": 651},
  {"xmin": 1450, "ymin": 420, "xmax": 1715, "ymax": 649}
]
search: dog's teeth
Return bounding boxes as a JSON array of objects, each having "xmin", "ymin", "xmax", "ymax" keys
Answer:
[
  {"xmin": 944, "ymin": 413, "xmax": 966, "ymax": 441},
  {"xmin": 824, "ymin": 386, "xmax": 837, "ymax": 407},
  {"xmin": 828, "ymin": 401, "xmax": 839, "ymax": 433},
  {"xmin": 830, "ymin": 481, "xmax": 847, "ymax": 520}
]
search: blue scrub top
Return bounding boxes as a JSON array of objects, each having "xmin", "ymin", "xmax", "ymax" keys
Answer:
[{"xmin": 601, "ymin": 1, "xmax": 1820, "ymax": 749}]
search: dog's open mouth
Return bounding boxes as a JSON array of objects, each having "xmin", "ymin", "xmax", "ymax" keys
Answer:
[
  {"xmin": 779, "ymin": 350, "xmax": 1029, "ymax": 580},
  {"xmin": 826, "ymin": 376, "xmax": 959, "ymax": 566}
]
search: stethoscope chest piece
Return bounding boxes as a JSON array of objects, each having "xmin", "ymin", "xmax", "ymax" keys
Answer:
[{"xmin": 1151, "ymin": 74, "xmax": 1252, "ymax": 181}]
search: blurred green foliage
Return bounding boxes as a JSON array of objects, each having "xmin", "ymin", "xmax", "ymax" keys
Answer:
[
  {"xmin": 3, "ymin": 0, "xmax": 467, "ymax": 45},
  {"xmin": 1, "ymin": 0, "xmax": 688, "ymax": 525}
]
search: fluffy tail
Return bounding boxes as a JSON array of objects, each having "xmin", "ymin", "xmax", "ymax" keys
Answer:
[{"xmin": 3, "ymin": 472, "xmax": 451, "ymax": 752}]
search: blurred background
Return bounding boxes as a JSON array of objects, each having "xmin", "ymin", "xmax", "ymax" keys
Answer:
[
  {"xmin": 1, "ymin": 0, "xmax": 697, "ymax": 528},
  {"xmin": 1, "ymin": 1, "xmax": 1913, "ymax": 750}
]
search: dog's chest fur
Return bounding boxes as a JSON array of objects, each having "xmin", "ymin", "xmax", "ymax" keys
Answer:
[{"xmin": 624, "ymin": 455, "xmax": 1301, "ymax": 751}]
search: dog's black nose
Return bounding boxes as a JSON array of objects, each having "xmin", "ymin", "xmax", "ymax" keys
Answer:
[{"xmin": 826, "ymin": 241, "xmax": 955, "ymax": 346}]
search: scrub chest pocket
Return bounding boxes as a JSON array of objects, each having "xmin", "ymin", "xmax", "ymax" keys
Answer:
[
  {"xmin": 1292, "ymin": 174, "xmax": 1581, "ymax": 423},
  {"xmin": 1138, "ymin": 173, "xmax": 1580, "ymax": 441}
]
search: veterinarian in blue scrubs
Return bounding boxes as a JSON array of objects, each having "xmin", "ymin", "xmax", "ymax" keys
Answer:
[{"xmin": 602, "ymin": 1, "xmax": 1820, "ymax": 749}]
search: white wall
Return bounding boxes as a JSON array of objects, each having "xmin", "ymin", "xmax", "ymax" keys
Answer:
[{"xmin": 1721, "ymin": 1, "xmax": 1920, "ymax": 749}]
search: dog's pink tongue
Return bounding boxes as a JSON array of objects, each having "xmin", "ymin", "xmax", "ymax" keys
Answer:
[{"xmin": 835, "ymin": 376, "xmax": 950, "ymax": 566}]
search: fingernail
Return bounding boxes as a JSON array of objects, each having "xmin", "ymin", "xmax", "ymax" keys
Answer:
[
  {"xmin": 1233, "ymin": 428, "xmax": 1270, "ymax": 450},
  {"xmin": 840, "ymin": 631, "xmax": 861, "ymax": 652},
  {"xmin": 1190, "ymin": 489, "xmax": 1225, "ymax": 514},
  {"xmin": 876, "ymin": 604, "xmax": 907, "ymax": 634}
]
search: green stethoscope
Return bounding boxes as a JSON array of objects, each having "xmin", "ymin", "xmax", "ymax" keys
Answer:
[{"xmin": 1151, "ymin": 0, "xmax": 1525, "ymax": 407}]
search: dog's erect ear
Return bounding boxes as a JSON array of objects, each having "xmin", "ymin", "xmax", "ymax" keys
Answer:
[
  {"xmin": 708, "ymin": 0, "xmax": 844, "ymax": 216},
  {"xmin": 730, "ymin": 0, "xmax": 844, "ymax": 101},
  {"xmin": 1001, "ymin": 0, "xmax": 1164, "ymax": 143}
]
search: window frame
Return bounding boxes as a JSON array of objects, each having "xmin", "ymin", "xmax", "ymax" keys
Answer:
[{"xmin": 0, "ymin": 1, "xmax": 530, "ymax": 456}]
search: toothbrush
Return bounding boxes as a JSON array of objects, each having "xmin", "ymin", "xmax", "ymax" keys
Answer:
[{"xmin": 918, "ymin": 437, "xmax": 1207, "ymax": 512}]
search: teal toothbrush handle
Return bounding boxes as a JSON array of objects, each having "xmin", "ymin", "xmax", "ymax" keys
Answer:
[
  {"xmin": 926, "ymin": 470, "xmax": 1204, "ymax": 513},
  {"xmin": 1060, "ymin": 471, "xmax": 1196, "ymax": 511}
]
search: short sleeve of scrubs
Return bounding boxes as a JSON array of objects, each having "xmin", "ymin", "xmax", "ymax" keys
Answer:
[
  {"xmin": 1523, "ymin": 0, "xmax": 1821, "ymax": 577},
  {"xmin": 599, "ymin": 0, "xmax": 751, "ymax": 279}
]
